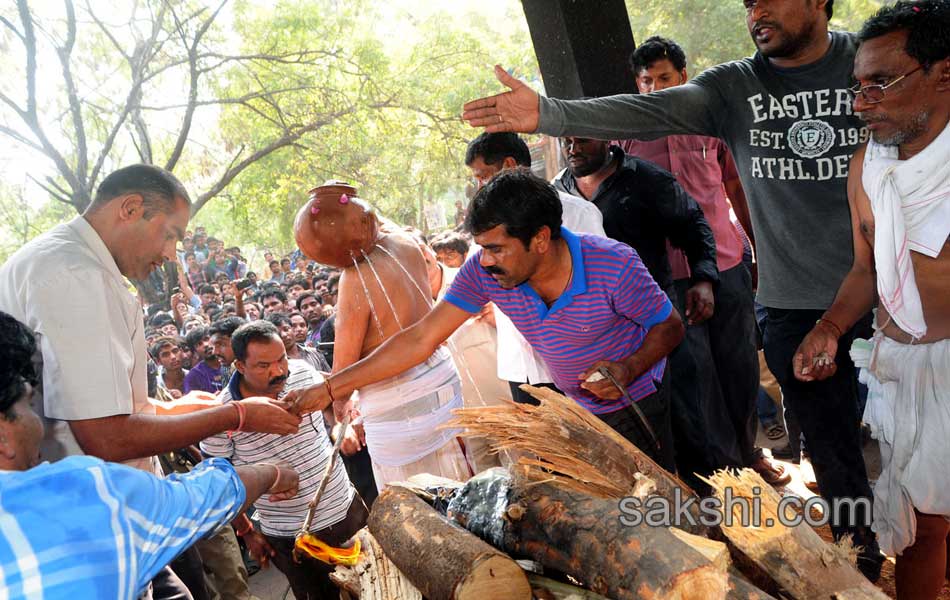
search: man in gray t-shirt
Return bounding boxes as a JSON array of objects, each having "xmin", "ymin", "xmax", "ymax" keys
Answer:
[{"xmin": 462, "ymin": 0, "xmax": 883, "ymax": 581}]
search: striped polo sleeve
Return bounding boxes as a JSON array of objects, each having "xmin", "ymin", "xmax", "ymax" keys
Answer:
[
  {"xmin": 612, "ymin": 249, "xmax": 672, "ymax": 329},
  {"xmin": 443, "ymin": 252, "xmax": 490, "ymax": 314}
]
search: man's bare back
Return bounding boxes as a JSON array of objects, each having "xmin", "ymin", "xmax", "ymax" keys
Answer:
[
  {"xmin": 851, "ymin": 148, "xmax": 950, "ymax": 343},
  {"xmin": 334, "ymin": 226, "xmax": 434, "ymax": 366}
]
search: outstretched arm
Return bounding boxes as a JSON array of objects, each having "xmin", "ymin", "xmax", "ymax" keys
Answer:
[
  {"xmin": 462, "ymin": 64, "xmax": 721, "ymax": 141},
  {"xmin": 793, "ymin": 148, "xmax": 876, "ymax": 381},
  {"xmin": 287, "ymin": 300, "xmax": 473, "ymax": 416}
]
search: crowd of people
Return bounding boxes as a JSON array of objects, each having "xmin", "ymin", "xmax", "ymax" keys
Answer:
[{"xmin": 0, "ymin": 1, "xmax": 947, "ymax": 599}]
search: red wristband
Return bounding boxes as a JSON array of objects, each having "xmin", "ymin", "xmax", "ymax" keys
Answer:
[
  {"xmin": 817, "ymin": 317, "xmax": 843, "ymax": 339},
  {"xmin": 228, "ymin": 402, "xmax": 247, "ymax": 438},
  {"xmin": 325, "ymin": 377, "xmax": 338, "ymax": 405}
]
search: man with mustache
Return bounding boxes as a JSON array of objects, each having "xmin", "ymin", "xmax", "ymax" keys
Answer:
[
  {"xmin": 461, "ymin": 0, "xmax": 884, "ymax": 581},
  {"xmin": 289, "ymin": 170, "xmax": 685, "ymax": 472},
  {"xmin": 201, "ymin": 320, "xmax": 365, "ymax": 600},
  {"xmin": 794, "ymin": 2, "xmax": 949, "ymax": 597},
  {"xmin": 0, "ymin": 164, "xmax": 301, "ymax": 598}
]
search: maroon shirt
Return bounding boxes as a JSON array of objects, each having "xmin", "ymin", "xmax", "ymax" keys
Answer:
[{"xmin": 618, "ymin": 136, "xmax": 744, "ymax": 279}]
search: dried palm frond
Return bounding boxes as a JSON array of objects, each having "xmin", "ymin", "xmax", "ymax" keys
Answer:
[{"xmin": 444, "ymin": 384, "xmax": 696, "ymax": 503}]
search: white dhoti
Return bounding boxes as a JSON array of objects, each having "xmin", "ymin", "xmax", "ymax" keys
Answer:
[
  {"xmin": 357, "ymin": 346, "xmax": 472, "ymax": 490},
  {"xmin": 852, "ymin": 335, "xmax": 950, "ymax": 556}
]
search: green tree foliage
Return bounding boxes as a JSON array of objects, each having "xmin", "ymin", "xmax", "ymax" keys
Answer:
[
  {"xmin": 199, "ymin": 0, "xmax": 538, "ymax": 251},
  {"xmin": 623, "ymin": 0, "xmax": 886, "ymax": 73}
]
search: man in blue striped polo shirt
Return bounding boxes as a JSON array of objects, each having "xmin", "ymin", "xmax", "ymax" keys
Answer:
[{"xmin": 289, "ymin": 169, "xmax": 684, "ymax": 470}]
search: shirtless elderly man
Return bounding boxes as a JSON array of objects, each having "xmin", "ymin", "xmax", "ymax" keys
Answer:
[
  {"xmin": 292, "ymin": 182, "xmax": 471, "ymax": 489},
  {"xmin": 793, "ymin": 3, "xmax": 949, "ymax": 599}
]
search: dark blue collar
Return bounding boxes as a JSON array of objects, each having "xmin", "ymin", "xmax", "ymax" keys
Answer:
[
  {"xmin": 227, "ymin": 370, "xmax": 244, "ymax": 400},
  {"xmin": 518, "ymin": 226, "xmax": 587, "ymax": 319}
]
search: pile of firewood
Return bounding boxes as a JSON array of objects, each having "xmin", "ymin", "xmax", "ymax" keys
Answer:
[{"xmin": 331, "ymin": 386, "xmax": 888, "ymax": 600}]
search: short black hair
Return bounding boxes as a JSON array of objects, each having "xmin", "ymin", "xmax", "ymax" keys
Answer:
[
  {"xmin": 0, "ymin": 312, "xmax": 38, "ymax": 419},
  {"xmin": 148, "ymin": 336, "xmax": 182, "ymax": 361},
  {"xmin": 280, "ymin": 258, "xmax": 291, "ymax": 265},
  {"xmin": 265, "ymin": 312, "xmax": 291, "ymax": 329},
  {"xmin": 465, "ymin": 168, "xmax": 562, "ymax": 249},
  {"xmin": 149, "ymin": 312, "xmax": 175, "ymax": 328},
  {"xmin": 185, "ymin": 251, "xmax": 196, "ymax": 260},
  {"xmin": 209, "ymin": 316, "xmax": 246, "ymax": 339},
  {"xmin": 630, "ymin": 35, "xmax": 687, "ymax": 74},
  {"xmin": 859, "ymin": 0, "xmax": 949, "ymax": 71},
  {"xmin": 184, "ymin": 326, "xmax": 210, "ymax": 351},
  {"xmin": 87, "ymin": 164, "xmax": 191, "ymax": 217},
  {"xmin": 197, "ymin": 284, "xmax": 216, "ymax": 296},
  {"xmin": 260, "ymin": 288, "xmax": 287, "ymax": 304},
  {"xmin": 296, "ymin": 291, "xmax": 323, "ymax": 310},
  {"xmin": 826, "ymin": 0, "xmax": 834, "ymax": 20},
  {"xmin": 430, "ymin": 231, "xmax": 470, "ymax": 256},
  {"xmin": 465, "ymin": 132, "xmax": 532, "ymax": 168},
  {"xmin": 231, "ymin": 320, "xmax": 282, "ymax": 362}
]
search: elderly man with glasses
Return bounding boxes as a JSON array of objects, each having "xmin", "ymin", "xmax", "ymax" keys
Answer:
[{"xmin": 795, "ymin": 2, "xmax": 950, "ymax": 598}]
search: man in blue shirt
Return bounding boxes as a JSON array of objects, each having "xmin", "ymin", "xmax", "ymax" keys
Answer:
[
  {"xmin": 0, "ymin": 311, "xmax": 300, "ymax": 599},
  {"xmin": 288, "ymin": 170, "xmax": 684, "ymax": 469}
]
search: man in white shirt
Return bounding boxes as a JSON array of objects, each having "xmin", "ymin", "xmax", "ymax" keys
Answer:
[
  {"xmin": 0, "ymin": 164, "xmax": 301, "ymax": 597},
  {"xmin": 464, "ymin": 133, "xmax": 607, "ymax": 404}
]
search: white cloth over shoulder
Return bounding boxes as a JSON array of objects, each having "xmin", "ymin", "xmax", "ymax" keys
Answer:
[
  {"xmin": 862, "ymin": 121, "xmax": 950, "ymax": 339},
  {"xmin": 851, "ymin": 335, "xmax": 950, "ymax": 556},
  {"xmin": 358, "ymin": 346, "xmax": 464, "ymax": 468}
]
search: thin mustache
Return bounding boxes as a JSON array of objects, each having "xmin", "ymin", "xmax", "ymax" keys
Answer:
[
  {"xmin": 753, "ymin": 21, "xmax": 779, "ymax": 34},
  {"xmin": 269, "ymin": 375, "xmax": 288, "ymax": 386}
]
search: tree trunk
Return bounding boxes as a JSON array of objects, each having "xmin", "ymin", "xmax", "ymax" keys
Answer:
[
  {"xmin": 704, "ymin": 469, "xmax": 890, "ymax": 599},
  {"xmin": 368, "ymin": 486, "xmax": 532, "ymax": 600},
  {"xmin": 446, "ymin": 384, "xmax": 706, "ymax": 535},
  {"xmin": 447, "ymin": 470, "xmax": 775, "ymax": 600},
  {"xmin": 330, "ymin": 528, "xmax": 422, "ymax": 600}
]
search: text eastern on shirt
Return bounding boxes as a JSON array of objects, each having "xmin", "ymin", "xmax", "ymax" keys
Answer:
[
  {"xmin": 537, "ymin": 31, "xmax": 865, "ymax": 310},
  {"xmin": 444, "ymin": 227, "xmax": 671, "ymax": 414}
]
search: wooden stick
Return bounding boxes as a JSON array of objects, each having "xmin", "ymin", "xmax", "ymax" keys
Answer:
[{"xmin": 299, "ymin": 413, "xmax": 351, "ymax": 537}]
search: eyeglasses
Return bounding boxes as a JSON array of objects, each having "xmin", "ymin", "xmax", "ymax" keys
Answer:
[{"xmin": 849, "ymin": 65, "xmax": 923, "ymax": 104}]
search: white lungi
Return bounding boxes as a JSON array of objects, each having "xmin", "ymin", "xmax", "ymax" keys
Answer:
[
  {"xmin": 357, "ymin": 347, "xmax": 472, "ymax": 490},
  {"xmin": 852, "ymin": 334, "xmax": 950, "ymax": 556}
]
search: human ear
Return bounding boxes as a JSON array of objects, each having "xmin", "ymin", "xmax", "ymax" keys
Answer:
[
  {"xmin": 118, "ymin": 194, "xmax": 145, "ymax": 221},
  {"xmin": 935, "ymin": 58, "xmax": 950, "ymax": 92}
]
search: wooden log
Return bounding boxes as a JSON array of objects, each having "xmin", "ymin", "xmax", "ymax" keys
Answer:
[
  {"xmin": 703, "ymin": 469, "xmax": 890, "ymax": 600},
  {"xmin": 447, "ymin": 470, "xmax": 775, "ymax": 600},
  {"xmin": 669, "ymin": 528, "xmax": 732, "ymax": 572},
  {"xmin": 527, "ymin": 573, "xmax": 611, "ymax": 600},
  {"xmin": 367, "ymin": 485, "xmax": 532, "ymax": 600},
  {"xmin": 330, "ymin": 528, "xmax": 422, "ymax": 600},
  {"xmin": 445, "ymin": 384, "xmax": 706, "ymax": 534}
]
